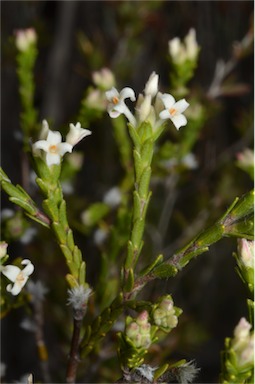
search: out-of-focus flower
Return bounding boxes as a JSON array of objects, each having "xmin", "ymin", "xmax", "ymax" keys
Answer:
[
  {"xmin": 159, "ymin": 94, "xmax": 189, "ymax": 129},
  {"xmin": 85, "ymin": 89, "xmax": 106, "ymax": 110},
  {"xmin": 103, "ymin": 187, "xmax": 122, "ymax": 208},
  {"xmin": 168, "ymin": 28, "xmax": 199, "ymax": 64},
  {"xmin": 106, "ymin": 87, "xmax": 136, "ymax": 126},
  {"xmin": 0, "ymin": 209, "xmax": 14, "ymax": 221},
  {"xmin": 67, "ymin": 152, "xmax": 84, "ymax": 170},
  {"xmin": 66, "ymin": 122, "xmax": 92, "ymax": 147},
  {"xmin": 93, "ymin": 227, "xmax": 109, "ymax": 246},
  {"xmin": 33, "ymin": 130, "xmax": 72, "ymax": 166},
  {"xmin": 135, "ymin": 364, "xmax": 157, "ymax": 382},
  {"xmin": 1, "ymin": 259, "xmax": 34, "ymax": 295},
  {"xmin": 92, "ymin": 68, "xmax": 115, "ymax": 90},
  {"xmin": 26, "ymin": 280, "xmax": 48, "ymax": 302},
  {"xmin": 15, "ymin": 28, "xmax": 37, "ymax": 51},
  {"xmin": 0, "ymin": 242, "xmax": 8, "ymax": 259},
  {"xmin": 20, "ymin": 227, "xmax": 37, "ymax": 245}
]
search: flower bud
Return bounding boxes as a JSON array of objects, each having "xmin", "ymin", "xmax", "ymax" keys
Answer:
[
  {"xmin": 232, "ymin": 317, "xmax": 254, "ymax": 369},
  {"xmin": 125, "ymin": 311, "xmax": 152, "ymax": 349},
  {"xmin": 144, "ymin": 72, "xmax": 159, "ymax": 98},
  {"xmin": 152, "ymin": 295, "xmax": 181, "ymax": 332},
  {"xmin": 92, "ymin": 68, "xmax": 115, "ymax": 90},
  {"xmin": 15, "ymin": 28, "xmax": 37, "ymax": 51},
  {"xmin": 0, "ymin": 242, "xmax": 8, "ymax": 259}
]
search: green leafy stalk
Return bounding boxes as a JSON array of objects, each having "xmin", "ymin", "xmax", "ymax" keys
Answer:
[
  {"xmin": 0, "ymin": 167, "xmax": 50, "ymax": 228},
  {"xmin": 122, "ymin": 122, "xmax": 155, "ymax": 294}
]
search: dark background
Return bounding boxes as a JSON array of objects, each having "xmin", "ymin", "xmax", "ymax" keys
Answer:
[{"xmin": 1, "ymin": 1, "xmax": 254, "ymax": 383}]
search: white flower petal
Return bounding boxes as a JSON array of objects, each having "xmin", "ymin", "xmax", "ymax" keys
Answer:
[
  {"xmin": 33, "ymin": 140, "xmax": 50, "ymax": 152},
  {"xmin": 144, "ymin": 72, "xmax": 159, "ymax": 97},
  {"xmin": 66, "ymin": 123, "xmax": 92, "ymax": 146},
  {"xmin": 109, "ymin": 109, "xmax": 121, "ymax": 118},
  {"xmin": 22, "ymin": 261, "xmax": 34, "ymax": 277},
  {"xmin": 159, "ymin": 110, "xmax": 171, "ymax": 120},
  {"xmin": 112, "ymin": 103, "xmax": 127, "ymax": 114},
  {"xmin": 7, "ymin": 283, "xmax": 22, "ymax": 295},
  {"xmin": 47, "ymin": 130, "xmax": 62, "ymax": 145},
  {"xmin": 171, "ymin": 114, "xmax": 187, "ymax": 129},
  {"xmin": 174, "ymin": 99, "xmax": 190, "ymax": 113},
  {"xmin": 46, "ymin": 153, "xmax": 61, "ymax": 166},
  {"xmin": 58, "ymin": 143, "xmax": 73, "ymax": 156},
  {"xmin": 120, "ymin": 87, "xmax": 136, "ymax": 101},
  {"xmin": 160, "ymin": 93, "xmax": 176, "ymax": 109},
  {"xmin": 105, "ymin": 87, "xmax": 119, "ymax": 101},
  {"xmin": 2, "ymin": 265, "xmax": 21, "ymax": 282}
]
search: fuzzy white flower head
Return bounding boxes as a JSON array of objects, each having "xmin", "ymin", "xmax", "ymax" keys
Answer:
[
  {"xmin": 67, "ymin": 285, "xmax": 92, "ymax": 312},
  {"xmin": 33, "ymin": 130, "xmax": 72, "ymax": 166},
  {"xmin": 159, "ymin": 94, "xmax": 189, "ymax": 130},
  {"xmin": 66, "ymin": 122, "xmax": 92, "ymax": 147},
  {"xmin": 135, "ymin": 365, "xmax": 157, "ymax": 382},
  {"xmin": 92, "ymin": 68, "xmax": 115, "ymax": 90},
  {"xmin": 15, "ymin": 28, "xmax": 37, "ymax": 51},
  {"xmin": 1, "ymin": 259, "xmax": 34, "ymax": 295},
  {"xmin": 105, "ymin": 87, "xmax": 136, "ymax": 126},
  {"xmin": 144, "ymin": 72, "xmax": 159, "ymax": 98}
]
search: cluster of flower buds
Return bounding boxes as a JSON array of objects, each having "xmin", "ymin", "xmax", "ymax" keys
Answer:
[
  {"xmin": 168, "ymin": 29, "xmax": 199, "ymax": 65},
  {"xmin": 236, "ymin": 239, "xmax": 254, "ymax": 294},
  {"xmin": 125, "ymin": 310, "xmax": 152, "ymax": 349},
  {"xmin": 106, "ymin": 72, "xmax": 189, "ymax": 131},
  {"xmin": 152, "ymin": 295, "xmax": 182, "ymax": 333},
  {"xmin": 15, "ymin": 28, "xmax": 37, "ymax": 52},
  {"xmin": 221, "ymin": 317, "xmax": 254, "ymax": 383},
  {"xmin": 33, "ymin": 120, "xmax": 91, "ymax": 167}
]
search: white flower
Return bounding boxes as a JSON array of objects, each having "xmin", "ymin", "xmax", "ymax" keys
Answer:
[
  {"xmin": 184, "ymin": 28, "xmax": 199, "ymax": 60},
  {"xmin": 234, "ymin": 317, "xmax": 252, "ymax": 340},
  {"xmin": 15, "ymin": 28, "xmax": 37, "ymax": 51},
  {"xmin": 159, "ymin": 94, "xmax": 189, "ymax": 130},
  {"xmin": 39, "ymin": 119, "xmax": 49, "ymax": 140},
  {"xmin": 20, "ymin": 227, "xmax": 37, "ymax": 245},
  {"xmin": 92, "ymin": 68, "xmax": 115, "ymax": 90},
  {"xmin": 168, "ymin": 28, "xmax": 199, "ymax": 64},
  {"xmin": 103, "ymin": 186, "xmax": 122, "ymax": 208},
  {"xmin": 105, "ymin": 87, "xmax": 136, "ymax": 126},
  {"xmin": 93, "ymin": 227, "xmax": 108, "ymax": 246},
  {"xmin": 144, "ymin": 72, "xmax": 159, "ymax": 97},
  {"xmin": 66, "ymin": 122, "xmax": 92, "ymax": 147},
  {"xmin": 26, "ymin": 280, "xmax": 48, "ymax": 302},
  {"xmin": 1, "ymin": 259, "xmax": 34, "ymax": 295},
  {"xmin": 135, "ymin": 365, "xmax": 157, "ymax": 382},
  {"xmin": 33, "ymin": 130, "xmax": 72, "ymax": 166}
]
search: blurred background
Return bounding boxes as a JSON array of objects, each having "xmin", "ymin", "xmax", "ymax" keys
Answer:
[{"xmin": 1, "ymin": 1, "xmax": 254, "ymax": 383}]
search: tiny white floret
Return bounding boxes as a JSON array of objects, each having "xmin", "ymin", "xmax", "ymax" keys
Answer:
[
  {"xmin": 66, "ymin": 122, "xmax": 92, "ymax": 147},
  {"xmin": 106, "ymin": 87, "xmax": 136, "ymax": 126},
  {"xmin": 144, "ymin": 72, "xmax": 159, "ymax": 97},
  {"xmin": 1, "ymin": 259, "xmax": 34, "ymax": 295},
  {"xmin": 33, "ymin": 130, "xmax": 72, "ymax": 166},
  {"xmin": 159, "ymin": 94, "xmax": 189, "ymax": 130}
]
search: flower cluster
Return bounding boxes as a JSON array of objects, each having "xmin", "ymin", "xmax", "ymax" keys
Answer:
[
  {"xmin": 152, "ymin": 295, "xmax": 182, "ymax": 332},
  {"xmin": 232, "ymin": 318, "xmax": 254, "ymax": 369},
  {"xmin": 168, "ymin": 28, "xmax": 199, "ymax": 64},
  {"xmin": 15, "ymin": 28, "xmax": 37, "ymax": 52},
  {"xmin": 33, "ymin": 120, "xmax": 91, "ymax": 167},
  {"xmin": 125, "ymin": 310, "xmax": 152, "ymax": 349},
  {"xmin": 105, "ymin": 71, "xmax": 189, "ymax": 130}
]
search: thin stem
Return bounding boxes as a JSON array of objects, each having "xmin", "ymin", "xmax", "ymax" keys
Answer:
[{"xmin": 66, "ymin": 317, "xmax": 83, "ymax": 384}]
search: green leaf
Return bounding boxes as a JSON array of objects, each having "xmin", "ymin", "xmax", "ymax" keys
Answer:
[
  {"xmin": 133, "ymin": 149, "xmax": 142, "ymax": 181},
  {"xmin": 123, "ymin": 269, "xmax": 134, "ymax": 292},
  {"xmin": 229, "ymin": 190, "xmax": 254, "ymax": 220},
  {"xmin": 66, "ymin": 229, "xmax": 75, "ymax": 252},
  {"xmin": 58, "ymin": 200, "xmax": 69, "ymax": 229},
  {"xmin": 9, "ymin": 197, "xmax": 37, "ymax": 216},
  {"xmin": 125, "ymin": 241, "xmax": 135, "ymax": 269},
  {"xmin": 65, "ymin": 273, "xmax": 79, "ymax": 288},
  {"xmin": 139, "ymin": 254, "xmax": 164, "ymax": 276},
  {"xmin": 138, "ymin": 166, "xmax": 151, "ymax": 199},
  {"xmin": 154, "ymin": 363, "xmax": 169, "ymax": 380},
  {"xmin": 42, "ymin": 199, "xmax": 59, "ymax": 221},
  {"xmin": 196, "ymin": 223, "xmax": 224, "ymax": 247},
  {"xmin": 128, "ymin": 123, "xmax": 141, "ymax": 149},
  {"xmin": 1, "ymin": 180, "xmax": 27, "ymax": 201},
  {"xmin": 152, "ymin": 263, "xmax": 178, "ymax": 278},
  {"xmin": 132, "ymin": 218, "xmax": 144, "ymax": 248},
  {"xmin": 78, "ymin": 262, "xmax": 86, "ymax": 285},
  {"xmin": 140, "ymin": 138, "xmax": 153, "ymax": 166},
  {"xmin": 60, "ymin": 244, "xmax": 73, "ymax": 263}
]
